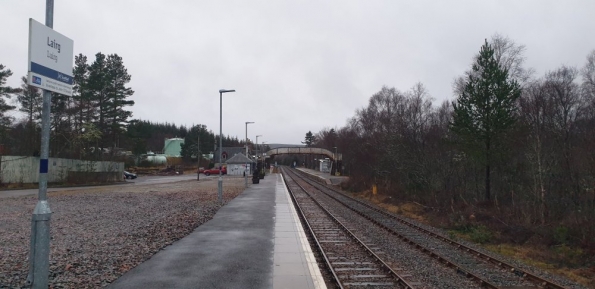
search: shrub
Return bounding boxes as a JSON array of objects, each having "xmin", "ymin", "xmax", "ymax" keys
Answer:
[
  {"xmin": 469, "ymin": 225, "xmax": 493, "ymax": 244},
  {"xmin": 553, "ymin": 225, "xmax": 569, "ymax": 245}
]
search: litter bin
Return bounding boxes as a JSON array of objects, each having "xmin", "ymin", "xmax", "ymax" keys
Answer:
[{"xmin": 252, "ymin": 169, "xmax": 260, "ymax": 184}]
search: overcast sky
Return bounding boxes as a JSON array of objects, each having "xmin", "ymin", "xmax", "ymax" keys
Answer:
[{"xmin": 2, "ymin": 1, "xmax": 594, "ymax": 145}]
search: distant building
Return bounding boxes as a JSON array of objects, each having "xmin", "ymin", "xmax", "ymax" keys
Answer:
[
  {"xmin": 319, "ymin": 159, "xmax": 331, "ymax": 173},
  {"xmin": 225, "ymin": 153, "xmax": 254, "ymax": 176},
  {"xmin": 213, "ymin": 147, "xmax": 249, "ymax": 164},
  {"xmin": 164, "ymin": 138, "xmax": 184, "ymax": 157}
]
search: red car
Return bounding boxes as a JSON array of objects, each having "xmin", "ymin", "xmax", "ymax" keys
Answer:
[{"xmin": 203, "ymin": 167, "xmax": 227, "ymax": 176}]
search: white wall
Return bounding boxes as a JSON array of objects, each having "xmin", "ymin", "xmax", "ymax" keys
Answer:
[
  {"xmin": 319, "ymin": 160, "xmax": 331, "ymax": 173},
  {"xmin": 227, "ymin": 163, "xmax": 252, "ymax": 176},
  {"xmin": 0, "ymin": 156, "xmax": 124, "ymax": 183}
]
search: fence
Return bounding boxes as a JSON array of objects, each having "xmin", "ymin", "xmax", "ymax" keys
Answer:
[{"xmin": 0, "ymin": 156, "xmax": 124, "ymax": 184}]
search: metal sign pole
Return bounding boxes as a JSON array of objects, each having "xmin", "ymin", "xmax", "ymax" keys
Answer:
[
  {"xmin": 27, "ymin": 1, "xmax": 54, "ymax": 287},
  {"xmin": 197, "ymin": 133, "xmax": 200, "ymax": 181}
]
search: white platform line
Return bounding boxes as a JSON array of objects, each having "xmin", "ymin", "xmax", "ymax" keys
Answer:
[{"xmin": 278, "ymin": 174, "xmax": 327, "ymax": 289}]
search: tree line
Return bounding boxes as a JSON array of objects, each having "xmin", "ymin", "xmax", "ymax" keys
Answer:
[
  {"xmin": 313, "ymin": 34, "xmax": 595, "ymax": 252},
  {"xmin": 0, "ymin": 52, "xmax": 135, "ymax": 159},
  {"xmin": 1, "ymin": 55, "xmax": 245, "ymax": 162},
  {"xmin": 126, "ymin": 120, "xmax": 243, "ymax": 163}
]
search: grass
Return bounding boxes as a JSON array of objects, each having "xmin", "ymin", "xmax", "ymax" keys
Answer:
[{"xmin": 486, "ymin": 243, "xmax": 594, "ymax": 288}]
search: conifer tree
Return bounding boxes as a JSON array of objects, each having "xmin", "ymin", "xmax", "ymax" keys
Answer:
[
  {"xmin": 0, "ymin": 64, "xmax": 18, "ymax": 143},
  {"xmin": 106, "ymin": 54, "xmax": 134, "ymax": 149},
  {"xmin": 302, "ymin": 131, "xmax": 316, "ymax": 147},
  {"xmin": 87, "ymin": 52, "xmax": 109, "ymax": 151},
  {"xmin": 17, "ymin": 76, "xmax": 42, "ymax": 154},
  {"xmin": 451, "ymin": 39, "xmax": 521, "ymax": 201},
  {"xmin": 87, "ymin": 53, "xmax": 135, "ymax": 151},
  {"xmin": 73, "ymin": 54, "xmax": 92, "ymax": 130}
]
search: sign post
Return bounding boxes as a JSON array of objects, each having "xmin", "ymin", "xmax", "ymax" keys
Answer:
[
  {"xmin": 26, "ymin": 1, "xmax": 73, "ymax": 287},
  {"xmin": 27, "ymin": 18, "xmax": 74, "ymax": 96}
]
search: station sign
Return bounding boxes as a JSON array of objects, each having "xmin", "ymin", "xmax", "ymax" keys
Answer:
[{"xmin": 27, "ymin": 18, "xmax": 74, "ymax": 96}]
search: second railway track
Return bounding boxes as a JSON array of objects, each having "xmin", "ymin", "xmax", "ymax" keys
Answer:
[
  {"xmin": 283, "ymin": 167, "xmax": 573, "ymax": 289},
  {"xmin": 283, "ymin": 167, "xmax": 421, "ymax": 288}
]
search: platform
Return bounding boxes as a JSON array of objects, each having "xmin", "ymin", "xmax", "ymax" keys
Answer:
[
  {"xmin": 108, "ymin": 173, "xmax": 326, "ymax": 289},
  {"xmin": 295, "ymin": 167, "xmax": 348, "ymax": 185}
]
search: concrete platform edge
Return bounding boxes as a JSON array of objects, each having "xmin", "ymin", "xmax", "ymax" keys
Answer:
[{"xmin": 278, "ymin": 174, "xmax": 327, "ymax": 289}]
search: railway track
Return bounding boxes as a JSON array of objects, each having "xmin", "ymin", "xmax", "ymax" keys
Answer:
[
  {"xmin": 288, "ymin": 167, "xmax": 570, "ymax": 289},
  {"xmin": 282, "ymin": 167, "xmax": 421, "ymax": 288}
]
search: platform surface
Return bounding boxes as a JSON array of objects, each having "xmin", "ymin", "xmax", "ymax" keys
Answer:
[
  {"xmin": 295, "ymin": 167, "xmax": 348, "ymax": 185},
  {"xmin": 108, "ymin": 173, "xmax": 325, "ymax": 289}
]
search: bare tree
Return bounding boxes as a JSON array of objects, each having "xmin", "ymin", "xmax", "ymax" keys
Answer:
[
  {"xmin": 582, "ymin": 50, "xmax": 595, "ymax": 109},
  {"xmin": 491, "ymin": 33, "xmax": 534, "ymax": 85},
  {"xmin": 453, "ymin": 34, "xmax": 533, "ymax": 96},
  {"xmin": 405, "ymin": 82, "xmax": 434, "ymax": 145},
  {"xmin": 519, "ymin": 80, "xmax": 553, "ymax": 223}
]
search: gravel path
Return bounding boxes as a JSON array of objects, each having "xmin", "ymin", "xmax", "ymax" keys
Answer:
[{"xmin": 0, "ymin": 177, "xmax": 245, "ymax": 289}]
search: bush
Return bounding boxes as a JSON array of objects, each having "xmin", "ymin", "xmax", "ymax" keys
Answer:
[
  {"xmin": 451, "ymin": 224, "xmax": 493, "ymax": 244},
  {"xmin": 469, "ymin": 225, "xmax": 493, "ymax": 244},
  {"xmin": 553, "ymin": 244, "xmax": 584, "ymax": 267},
  {"xmin": 553, "ymin": 226, "xmax": 569, "ymax": 245}
]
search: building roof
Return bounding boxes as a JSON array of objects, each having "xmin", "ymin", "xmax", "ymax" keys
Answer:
[
  {"xmin": 214, "ymin": 147, "xmax": 249, "ymax": 163},
  {"xmin": 226, "ymin": 153, "xmax": 254, "ymax": 164}
]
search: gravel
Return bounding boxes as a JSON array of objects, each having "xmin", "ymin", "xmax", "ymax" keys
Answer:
[{"xmin": 0, "ymin": 177, "xmax": 245, "ymax": 288}]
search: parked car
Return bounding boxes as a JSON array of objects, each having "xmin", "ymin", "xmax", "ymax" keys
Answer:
[
  {"xmin": 203, "ymin": 167, "xmax": 227, "ymax": 176},
  {"xmin": 124, "ymin": 171, "xmax": 137, "ymax": 179}
]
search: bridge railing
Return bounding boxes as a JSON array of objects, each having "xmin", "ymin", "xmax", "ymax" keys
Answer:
[{"xmin": 266, "ymin": 147, "xmax": 342, "ymax": 161}]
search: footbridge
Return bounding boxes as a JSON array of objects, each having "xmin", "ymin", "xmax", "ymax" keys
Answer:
[{"xmin": 265, "ymin": 147, "xmax": 342, "ymax": 161}]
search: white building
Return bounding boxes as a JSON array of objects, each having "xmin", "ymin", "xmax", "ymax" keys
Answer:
[
  {"xmin": 319, "ymin": 158, "xmax": 331, "ymax": 173},
  {"xmin": 225, "ymin": 153, "xmax": 254, "ymax": 176}
]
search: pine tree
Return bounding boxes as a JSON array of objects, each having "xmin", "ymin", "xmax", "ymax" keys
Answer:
[
  {"xmin": 50, "ymin": 91, "xmax": 70, "ymax": 157},
  {"xmin": 73, "ymin": 54, "xmax": 92, "ymax": 131},
  {"xmin": 0, "ymin": 64, "xmax": 18, "ymax": 144},
  {"xmin": 105, "ymin": 54, "xmax": 134, "ymax": 149},
  {"xmin": 125, "ymin": 120, "xmax": 151, "ymax": 156},
  {"xmin": 451, "ymin": 39, "xmax": 521, "ymax": 201},
  {"xmin": 302, "ymin": 131, "xmax": 316, "ymax": 147},
  {"xmin": 87, "ymin": 52, "xmax": 109, "ymax": 152},
  {"xmin": 71, "ymin": 54, "xmax": 92, "ymax": 158},
  {"xmin": 17, "ymin": 76, "xmax": 42, "ymax": 154},
  {"xmin": 180, "ymin": 124, "xmax": 214, "ymax": 160}
]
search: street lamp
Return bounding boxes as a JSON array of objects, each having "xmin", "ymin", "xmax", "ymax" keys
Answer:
[
  {"xmin": 333, "ymin": 146, "xmax": 337, "ymax": 176},
  {"xmin": 218, "ymin": 89, "xmax": 235, "ymax": 204},
  {"xmin": 245, "ymin": 121, "xmax": 254, "ymax": 188},
  {"xmin": 261, "ymin": 141, "xmax": 267, "ymax": 172},
  {"xmin": 196, "ymin": 130, "xmax": 200, "ymax": 181}
]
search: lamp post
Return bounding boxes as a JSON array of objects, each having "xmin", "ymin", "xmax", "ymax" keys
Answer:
[
  {"xmin": 245, "ymin": 121, "xmax": 254, "ymax": 187},
  {"xmin": 196, "ymin": 131, "xmax": 200, "ymax": 181},
  {"xmin": 333, "ymin": 146, "xmax": 337, "ymax": 175},
  {"xmin": 261, "ymin": 141, "xmax": 267, "ymax": 172},
  {"xmin": 218, "ymin": 89, "xmax": 235, "ymax": 204}
]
